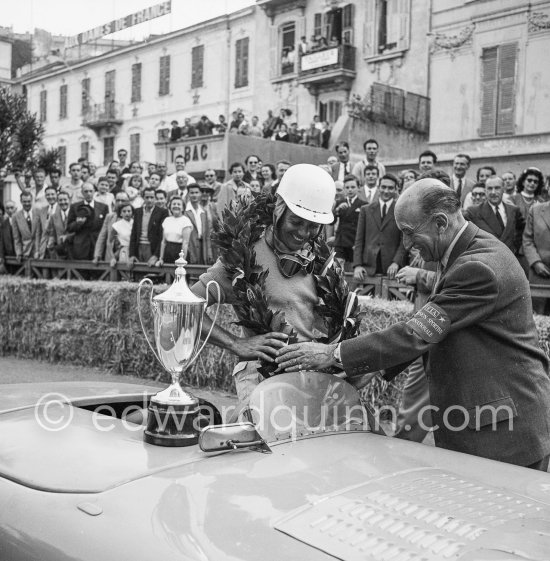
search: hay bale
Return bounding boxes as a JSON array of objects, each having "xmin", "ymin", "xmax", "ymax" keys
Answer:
[{"xmin": 2, "ymin": 278, "xmax": 550, "ymax": 412}]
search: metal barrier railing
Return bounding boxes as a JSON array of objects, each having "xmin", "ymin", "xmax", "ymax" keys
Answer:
[
  {"xmin": 3, "ymin": 257, "xmax": 209, "ymax": 284},
  {"xmin": 4, "ymin": 258, "xmax": 550, "ymax": 301}
]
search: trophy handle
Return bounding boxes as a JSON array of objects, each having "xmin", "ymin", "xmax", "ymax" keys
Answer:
[
  {"xmin": 187, "ymin": 280, "xmax": 221, "ymax": 368},
  {"xmin": 137, "ymin": 277, "xmax": 163, "ymax": 367}
]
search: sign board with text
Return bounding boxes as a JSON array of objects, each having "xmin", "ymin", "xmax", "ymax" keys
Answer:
[
  {"xmin": 66, "ymin": 1, "xmax": 171, "ymax": 48},
  {"xmin": 301, "ymin": 48, "xmax": 339, "ymax": 71}
]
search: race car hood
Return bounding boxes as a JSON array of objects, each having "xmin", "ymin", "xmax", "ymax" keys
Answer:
[{"xmin": 1, "ymin": 429, "xmax": 550, "ymax": 561}]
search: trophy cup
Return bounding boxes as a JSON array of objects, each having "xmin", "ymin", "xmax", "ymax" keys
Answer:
[{"xmin": 137, "ymin": 252, "xmax": 220, "ymax": 447}]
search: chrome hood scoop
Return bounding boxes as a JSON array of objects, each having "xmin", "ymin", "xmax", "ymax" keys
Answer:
[{"xmin": 275, "ymin": 469, "xmax": 550, "ymax": 561}]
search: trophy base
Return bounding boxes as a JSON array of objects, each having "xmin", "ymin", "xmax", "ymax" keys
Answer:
[{"xmin": 144, "ymin": 398, "xmax": 200, "ymax": 447}]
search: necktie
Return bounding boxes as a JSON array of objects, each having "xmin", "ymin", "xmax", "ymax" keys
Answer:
[
  {"xmin": 26, "ymin": 214, "xmax": 32, "ymax": 230},
  {"xmin": 381, "ymin": 203, "xmax": 387, "ymax": 219},
  {"xmin": 62, "ymin": 211, "xmax": 67, "ymax": 224},
  {"xmin": 347, "ymin": 197, "xmax": 351, "ymax": 206},
  {"xmin": 494, "ymin": 205, "xmax": 504, "ymax": 234},
  {"xmin": 457, "ymin": 178, "xmax": 463, "ymax": 200}
]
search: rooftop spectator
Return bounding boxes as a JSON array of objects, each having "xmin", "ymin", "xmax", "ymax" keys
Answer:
[
  {"xmin": 196, "ymin": 115, "xmax": 215, "ymax": 136},
  {"xmin": 170, "ymin": 120, "xmax": 181, "ymax": 141}
]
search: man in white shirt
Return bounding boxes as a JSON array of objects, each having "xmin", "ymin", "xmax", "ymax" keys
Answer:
[
  {"xmin": 62, "ymin": 162, "xmax": 84, "ymax": 203},
  {"xmin": 36, "ymin": 186, "xmax": 59, "ymax": 258},
  {"xmin": 352, "ymin": 138, "xmax": 386, "ymax": 182},
  {"xmin": 330, "ymin": 142, "xmax": 353, "ymax": 183},
  {"xmin": 185, "ymin": 183, "xmax": 211, "ymax": 264},
  {"xmin": 360, "ymin": 164, "xmax": 380, "ymax": 204},
  {"xmin": 164, "ymin": 155, "xmax": 195, "ymax": 191},
  {"xmin": 451, "ymin": 153, "xmax": 475, "ymax": 207},
  {"xmin": 463, "ymin": 176, "xmax": 524, "ymax": 255}
]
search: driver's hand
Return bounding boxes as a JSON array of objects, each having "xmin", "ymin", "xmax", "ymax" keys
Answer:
[
  {"xmin": 232, "ymin": 332, "xmax": 288, "ymax": 362},
  {"xmin": 395, "ymin": 266, "xmax": 419, "ymax": 286},
  {"xmin": 276, "ymin": 342, "xmax": 337, "ymax": 372}
]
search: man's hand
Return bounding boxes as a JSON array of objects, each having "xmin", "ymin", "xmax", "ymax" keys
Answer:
[
  {"xmin": 335, "ymin": 201, "xmax": 350, "ymax": 213},
  {"xmin": 92, "ymin": 257, "xmax": 99, "ymax": 265},
  {"xmin": 147, "ymin": 255, "xmax": 157, "ymax": 267},
  {"xmin": 353, "ymin": 266, "xmax": 367, "ymax": 282},
  {"xmin": 109, "ymin": 257, "xmax": 117, "ymax": 268},
  {"xmin": 76, "ymin": 217, "xmax": 86, "ymax": 224},
  {"xmin": 533, "ymin": 262, "xmax": 550, "ymax": 278},
  {"xmin": 395, "ymin": 266, "xmax": 420, "ymax": 286},
  {"xmin": 276, "ymin": 342, "xmax": 337, "ymax": 372},
  {"xmin": 16, "ymin": 255, "xmax": 22, "ymax": 264},
  {"xmin": 386, "ymin": 262, "xmax": 399, "ymax": 280},
  {"xmin": 231, "ymin": 332, "xmax": 288, "ymax": 362}
]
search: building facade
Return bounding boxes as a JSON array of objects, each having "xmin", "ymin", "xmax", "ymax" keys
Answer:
[
  {"xmin": 428, "ymin": 0, "xmax": 550, "ymax": 173},
  {"xmin": 17, "ymin": 0, "xmax": 434, "ymax": 174}
]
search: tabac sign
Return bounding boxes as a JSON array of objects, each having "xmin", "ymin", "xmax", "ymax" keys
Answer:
[{"xmin": 66, "ymin": 1, "xmax": 171, "ymax": 48}]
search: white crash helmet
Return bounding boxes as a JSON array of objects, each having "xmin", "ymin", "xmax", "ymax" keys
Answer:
[{"xmin": 276, "ymin": 163, "xmax": 335, "ymax": 225}]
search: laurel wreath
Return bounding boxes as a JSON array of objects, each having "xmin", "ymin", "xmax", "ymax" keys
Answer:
[{"xmin": 211, "ymin": 192, "xmax": 363, "ymax": 377}]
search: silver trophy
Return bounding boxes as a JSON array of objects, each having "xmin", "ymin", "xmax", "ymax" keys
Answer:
[{"xmin": 138, "ymin": 252, "xmax": 220, "ymax": 446}]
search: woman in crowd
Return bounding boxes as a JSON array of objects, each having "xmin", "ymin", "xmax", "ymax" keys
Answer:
[
  {"xmin": 273, "ymin": 123, "xmax": 290, "ymax": 142},
  {"xmin": 399, "ymin": 169, "xmax": 418, "ymax": 193},
  {"xmin": 260, "ymin": 164, "xmax": 277, "ymax": 193},
  {"xmin": 110, "ymin": 202, "xmax": 134, "ymax": 267},
  {"xmin": 156, "ymin": 196, "xmax": 193, "ymax": 266},
  {"xmin": 513, "ymin": 167, "xmax": 545, "ymax": 276}
]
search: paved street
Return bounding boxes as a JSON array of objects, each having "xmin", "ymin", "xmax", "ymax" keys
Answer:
[{"xmin": 0, "ymin": 357, "xmax": 238, "ymax": 409}]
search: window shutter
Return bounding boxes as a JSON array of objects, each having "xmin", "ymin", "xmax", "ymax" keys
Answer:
[
  {"xmin": 81, "ymin": 78, "xmax": 90, "ymax": 114},
  {"xmin": 159, "ymin": 55, "xmax": 170, "ymax": 95},
  {"xmin": 131, "ymin": 63, "xmax": 141, "ymax": 102},
  {"xmin": 363, "ymin": 0, "xmax": 376, "ymax": 57},
  {"xmin": 270, "ymin": 26, "xmax": 278, "ymax": 78},
  {"xmin": 242, "ymin": 37, "xmax": 249, "ymax": 87},
  {"xmin": 59, "ymin": 84, "xmax": 67, "ymax": 119},
  {"xmin": 480, "ymin": 47, "xmax": 498, "ymax": 136},
  {"xmin": 497, "ymin": 42, "xmax": 517, "ymax": 135},
  {"xmin": 397, "ymin": 0, "xmax": 411, "ymax": 51},
  {"xmin": 191, "ymin": 46, "xmax": 204, "ymax": 88},
  {"xmin": 314, "ymin": 13, "xmax": 322, "ymax": 38},
  {"xmin": 342, "ymin": 4, "xmax": 354, "ymax": 44}
]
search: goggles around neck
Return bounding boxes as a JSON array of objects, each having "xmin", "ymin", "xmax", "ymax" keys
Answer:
[{"xmin": 275, "ymin": 249, "xmax": 316, "ymax": 278}]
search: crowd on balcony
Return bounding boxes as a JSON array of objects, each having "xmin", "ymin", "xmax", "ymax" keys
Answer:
[
  {"xmin": 162, "ymin": 107, "xmax": 332, "ymax": 148},
  {"xmin": 3, "ymin": 139, "xmax": 550, "ymax": 315}
]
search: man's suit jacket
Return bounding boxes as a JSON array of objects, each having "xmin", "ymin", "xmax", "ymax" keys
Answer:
[
  {"xmin": 523, "ymin": 201, "xmax": 550, "ymax": 269},
  {"xmin": 1, "ymin": 217, "xmax": 14, "ymax": 257},
  {"xmin": 353, "ymin": 201, "xmax": 406, "ymax": 275},
  {"xmin": 35, "ymin": 205, "xmax": 57, "ymax": 258},
  {"xmin": 185, "ymin": 207, "xmax": 212, "ymax": 264},
  {"xmin": 66, "ymin": 201, "xmax": 108, "ymax": 260},
  {"xmin": 334, "ymin": 197, "xmax": 364, "ymax": 249},
  {"xmin": 94, "ymin": 213, "xmax": 118, "ymax": 261},
  {"xmin": 129, "ymin": 205, "xmax": 169, "ymax": 259},
  {"xmin": 12, "ymin": 209, "xmax": 40, "ymax": 258},
  {"xmin": 464, "ymin": 201, "xmax": 524, "ymax": 254},
  {"xmin": 45, "ymin": 207, "xmax": 69, "ymax": 257},
  {"xmin": 342, "ymin": 223, "xmax": 550, "ymax": 466},
  {"xmin": 453, "ymin": 176, "xmax": 475, "ymax": 207},
  {"xmin": 330, "ymin": 161, "xmax": 353, "ymax": 183}
]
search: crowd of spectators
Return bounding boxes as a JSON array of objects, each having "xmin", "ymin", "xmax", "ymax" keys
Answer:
[
  {"xmin": 2, "ymin": 138, "xmax": 550, "ymax": 314},
  {"xmin": 164, "ymin": 108, "xmax": 332, "ymax": 148}
]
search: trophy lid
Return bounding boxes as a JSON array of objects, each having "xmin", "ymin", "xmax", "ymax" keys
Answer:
[{"xmin": 153, "ymin": 252, "xmax": 205, "ymax": 304}]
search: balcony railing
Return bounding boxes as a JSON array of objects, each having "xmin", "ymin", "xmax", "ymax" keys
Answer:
[
  {"xmin": 298, "ymin": 44, "xmax": 356, "ymax": 92},
  {"xmin": 299, "ymin": 44, "xmax": 355, "ymax": 75},
  {"xmin": 82, "ymin": 102, "xmax": 124, "ymax": 130}
]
